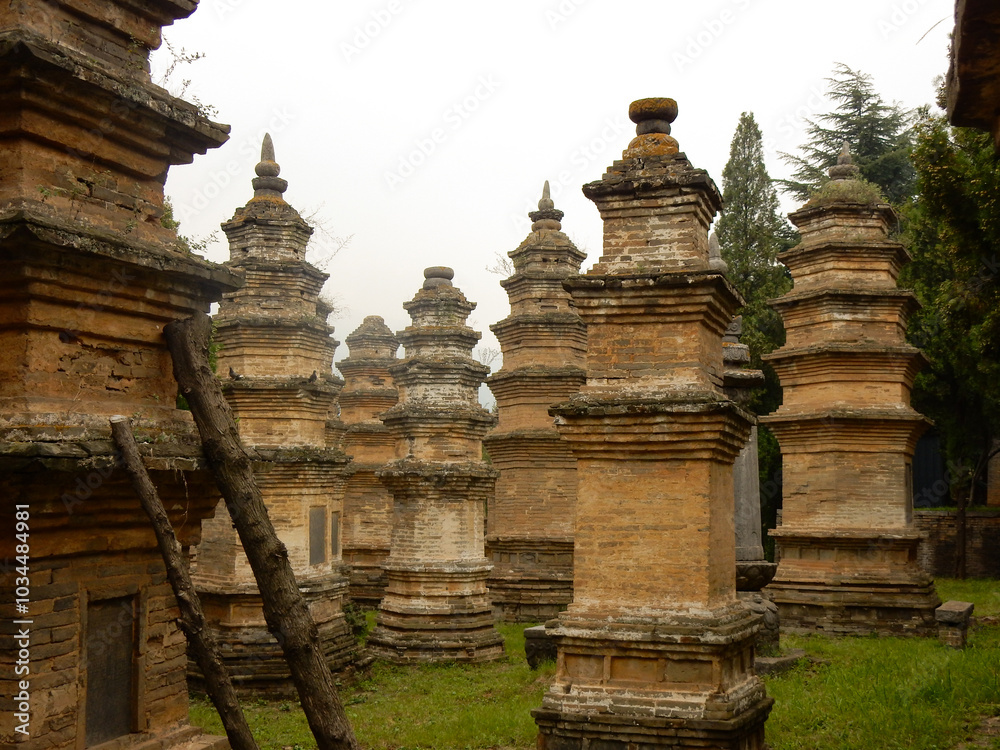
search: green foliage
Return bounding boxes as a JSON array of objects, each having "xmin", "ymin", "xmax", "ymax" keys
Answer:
[
  {"xmin": 900, "ymin": 103, "xmax": 1000, "ymax": 502},
  {"xmin": 781, "ymin": 63, "xmax": 916, "ymax": 206},
  {"xmin": 717, "ymin": 112, "xmax": 796, "ymax": 388},
  {"xmin": 162, "ymin": 197, "xmax": 219, "ymax": 255}
]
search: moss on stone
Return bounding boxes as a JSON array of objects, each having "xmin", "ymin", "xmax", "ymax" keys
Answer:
[{"xmin": 806, "ymin": 177, "xmax": 886, "ymax": 207}]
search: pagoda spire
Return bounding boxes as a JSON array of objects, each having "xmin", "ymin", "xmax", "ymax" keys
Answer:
[{"xmin": 251, "ymin": 132, "xmax": 289, "ymax": 199}]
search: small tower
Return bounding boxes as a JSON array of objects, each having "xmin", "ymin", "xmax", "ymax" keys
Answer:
[
  {"xmin": 191, "ymin": 136, "xmax": 356, "ymax": 692},
  {"xmin": 369, "ymin": 267, "xmax": 504, "ymax": 663},
  {"xmin": 762, "ymin": 144, "xmax": 940, "ymax": 635},
  {"xmin": 485, "ymin": 182, "xmax": 587, "ymax": 621},
  {"xmin": 339, "ymin": 315, "xmax": 400, "ymax": 605},
  {"xmin": 533, "ymin": 98, "xmax": 771, "ymax": 750}
]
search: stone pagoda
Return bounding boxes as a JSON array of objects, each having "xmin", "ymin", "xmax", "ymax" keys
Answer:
[
  {"xmin": 762, "ymin": 145, "xmax": 940, "ymax": 635},
  {"xmin": 722, "ymin": 313, "xmax": 779, "ymax": 653},
  {"xmin": 533, "ymin": 99, "xmax": 772, "ymax": 750},
  {"xmin": 338, "ymin": 315, "xmax": 400, "ymax": 606},
  {"xmin": 0, "ymin": 2, "xmax": 238, "ymax": 749},
  {"xmin": 191, "ymin": 136, "xmax": 355, "ymax": 692},
  {"xmin": 369, "ymin": 267, "xmax": 504, "ymax": 663},
  {"xmin": 485, "ymin": 182, "xmax": 587, "ymax": 622}
]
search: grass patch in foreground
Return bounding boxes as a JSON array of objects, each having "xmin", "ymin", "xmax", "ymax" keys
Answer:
[
  {"xmin": 764, "ymin": 623, "xmax": 1000, "ymax": 750},
  {"xmin": 191, "ymin": 584, "xmax": 1000, "ymax": 750},
  {"xmin": 936, "ymin": 577, "xmax": 1000, "ymax": 618},
  {"xmin": 190, "ymin": 622, "xmax": 555, "ymax": 750}
]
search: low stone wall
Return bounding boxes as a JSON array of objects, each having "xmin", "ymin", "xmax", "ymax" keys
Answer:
[{"xmin": 915, "ymin": 509, "xmax": 1000, "ymax": 578}]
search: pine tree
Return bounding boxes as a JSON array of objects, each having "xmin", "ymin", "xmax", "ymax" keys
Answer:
[
  {"xmin": 716, "ymin": 111, "xmax": 794, "ymax": 389},
  {"xmin": 781, "ymin": 63, "xmax": 916, "ymax": 205},
  {"xmin": 716, "ymin": 112, "xmax": 795, "ymax": 556}
]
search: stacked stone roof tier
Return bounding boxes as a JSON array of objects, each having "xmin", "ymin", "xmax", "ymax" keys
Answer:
[
  {"xmin": 761, "ymin": 144, "xmax": 939, "ymax": 636},
  {"xmin": 370, "ymin": 267, "xmax": 503, "ymax": 662},
  {"xmin": 484, "ymin": 183, "xmax": 586, "ymax": 621},
  {"xmin": 189, "ymin": 137, "xmax": 354, "ymax": 692},
  {"xmin": 338, "ymin": 315, "xmax": 400, "ymax": 605}
]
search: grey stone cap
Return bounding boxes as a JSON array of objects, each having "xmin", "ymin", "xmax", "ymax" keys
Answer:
[{"xmin": 935, "ymin": 600, "xmax": 974, "ymax": 624}]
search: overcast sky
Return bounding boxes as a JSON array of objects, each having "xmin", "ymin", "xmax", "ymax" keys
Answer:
[{"xmin": 155, "ymin": 0, "xmax": 954, "ymax": 397}]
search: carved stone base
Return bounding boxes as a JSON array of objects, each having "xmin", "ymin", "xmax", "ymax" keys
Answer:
[
  {"xmin": 368, "ymin": 562, "xmax": 505, "ymax": 663},
  {"xmin": 190, "ymin": 575, "xmax": 356, "ymax": 696},
  {"xmin": 343, "ymin": 546, "xmax": 389, "ymax": 606},
  {"xmin": 487, "ymin": 537, "xmax": 573, "ymax": 622},
  {"xmin": 534, "ymin": 605, "xmax": 773, "ymax": 750},
  {"xmin": 738, "ymin": 591, "xmax": 780, "ymax": 656},
  {"xmin": 768, "ymin": 528, "xmax": 940, "ymax": 636}
]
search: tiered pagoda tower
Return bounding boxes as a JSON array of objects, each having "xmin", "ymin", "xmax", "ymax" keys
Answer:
[
  {"xmin": 533, "ymin": 98, "xmax": 772, "ymax": 750},
  {"xmin": 0, "ymin": 2, "xmax": 237, "ymax": 748},
  {"xmin": 191, "ymin": 136, "xmax": 355, "ymax": 692},
  {"xmin": 339, "ymin": 315, "xmax": 400, "ymax": 606},
  {"xmin": 485, "ymin": 182, "xmax": 587, "ymax": 621},
  {"xmin": 762, "ymin": 145, "xmax": 940, "ymax": 635},
  {"xmin": 369, "ymin": 267, "xmax": 504, "ymax": 663}
]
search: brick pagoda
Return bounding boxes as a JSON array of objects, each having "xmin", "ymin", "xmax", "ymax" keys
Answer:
[
  {"xmin": 0, "ymin": 2, "xmax": 238, "ymax": 748},
  {"xmin": 485, "ymin": 182, "xmax": 587, "ymax": 621},
  {"xmin": 533, "ymin": 98, "xmax": 771, "ymax": 750},
  {"xmin": 191, "ymin": 136, "xmax": 355, "ymax": 692},
  {"xmin": 762, "ymin": 145, "xmax": 940, "ymax": 635},
  {"xmin": 369, "ymin": 267, "xmax": 504, "ymax": 662},
  {"xmin": 339, "ymin": 315, "xmax": 400, "ymax": 606}
]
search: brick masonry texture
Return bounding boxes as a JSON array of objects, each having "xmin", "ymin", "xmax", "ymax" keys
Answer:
[
  {"xmin": 338, "ymin": 315, "xmax": 400, "ymax": 605},
  {"xmin": 368, "ymin": 267, "xmax": 504, "ymax": 663},
  {"xmin": 762, "ymin": 151, "xmax": 940, "ymax": 636},
  {"xmin": 485, "ymin": 183, "xmax": 586, "ymax": 622},
  {"xmin": 189, "ymin": 138, "xmax": 355, "ymax": 694},
  {"xmin": 0, "ymin": 1, "xmax": 239, "ymax": 747},
  {"xmin": 533, "ymin": 99, "xmax": 772, "ymax": 750}
]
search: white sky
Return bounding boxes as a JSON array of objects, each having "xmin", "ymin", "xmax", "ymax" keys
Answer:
[{"xmin": 155, "ymin": 0, "xmax": 954, "ymax": 397}]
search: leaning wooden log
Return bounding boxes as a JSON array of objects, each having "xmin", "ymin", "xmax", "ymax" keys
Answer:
[
  {"xmin": 109, "ymin": 415, "xmax": 259, "ymax": 750},
  {"xmin": 164, "ymin": 312, "xmax": 361, "ymax": 750}
]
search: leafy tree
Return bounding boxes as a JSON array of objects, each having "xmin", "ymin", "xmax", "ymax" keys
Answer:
[
  {"xmin": 901, "ymin": 102, "xmax": 1000, "ymax": 512},
  {"xmin": 715, "ymin": 111, "xmax": 796, "ymax": 558},
  {"xmin": 781, "ymin": 63, "xmax": 916, "ymax": 205}
]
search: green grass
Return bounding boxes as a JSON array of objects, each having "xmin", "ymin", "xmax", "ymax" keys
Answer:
[
  {"xmin": 190, "ymin": 622, "xmax": 555, "ymax": 750},
  {"xmin": 937, "ymin": 577, "xmax": 1000, "ymax": 618},
  {"xmin": 190, "ymin": 581, "xmax": 1000, "ymax": 750}
]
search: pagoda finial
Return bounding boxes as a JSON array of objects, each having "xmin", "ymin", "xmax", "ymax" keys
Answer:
[
  {"xmin": 828, "ymin": 141, "xmax": 861, "ymax": 181},
  {"xmin": 708, "ymin": 231, "xmax": 728, "ymax": 273},
  {"xmin": 252, "ymin": 132, "xmax": 288, "ymax": 198},
  {"xmin": 529, "ymin": 180, "xmax": 564, "ymax": 231},
  {"xmin": 623, "ymin": 98, "xmax": 680, "ymax": 158},
  {"xmin": 539, "ymin": 180, "xmax": 554, "ymax": 211}
]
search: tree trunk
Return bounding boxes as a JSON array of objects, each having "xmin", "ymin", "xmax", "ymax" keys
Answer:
[
  {"xmin": 109, "ymin": 416, "xmax": 258, "ymax": 750},
  {"xmin": 164, "ymin": 312, "xmax": 360, "ymax": 750}
]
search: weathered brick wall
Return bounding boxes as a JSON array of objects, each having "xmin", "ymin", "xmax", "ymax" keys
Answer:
[{"xmin": 915, "ymin": 509, "xmax": 1000, "ymax": 577}]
